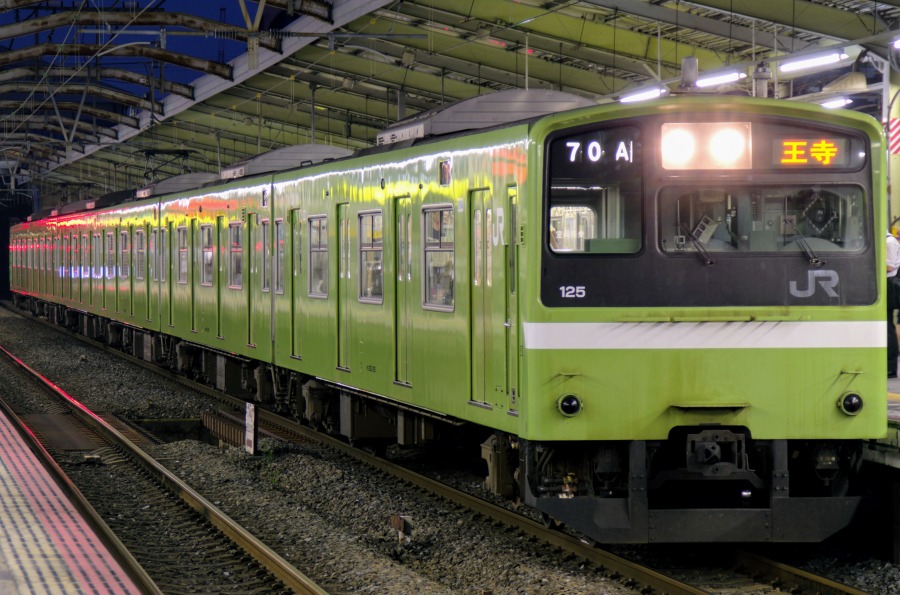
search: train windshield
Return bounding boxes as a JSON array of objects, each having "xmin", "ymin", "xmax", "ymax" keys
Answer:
[
  {"xmin": 658, "ymin": 185, "xmax": 866, "ymax": 255},
  {"xmin": 547, "ymin": 124, "xmax": 642, "ymax": 254},
  {"xmin": 541, "ymin": 113, "xmax": 876, "ymax": 307}
]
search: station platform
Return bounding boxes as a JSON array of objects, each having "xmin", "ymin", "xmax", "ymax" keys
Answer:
[
  {"xmin": 0, "ymin": 405, "xmax": 141, "ymax": 594},
  {"xmin": 888, "ymin": 376, "xmax": 900, "ymax": 423}
]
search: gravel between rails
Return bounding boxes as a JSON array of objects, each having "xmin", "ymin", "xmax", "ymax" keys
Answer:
[
  {"xmin": 2, "ymin": 305, "xmax": 899, "ymax": 594},
  {"xmin": 0, "ymin": 307, "xmax": 635, "ymax": 594}
]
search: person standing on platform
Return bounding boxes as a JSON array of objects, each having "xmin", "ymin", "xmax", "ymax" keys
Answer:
[{"xmin": 887, "ymin": 230, "xmax": 900, "ymax": 378}]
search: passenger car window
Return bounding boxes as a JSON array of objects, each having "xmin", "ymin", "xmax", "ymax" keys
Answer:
[
  {"xmin": 275, "ymin": 219, "xmax": 285, "ymax": 294},
  {"xmin": 359, "ymin": 211, "xmax": 383, "ymax": 302},
  {"xmin": 229, "ymin": 223, "xmax": 242, "ymax": 289},
  {"xmin": 119, "ymin": 230, "xmax": 130, "ymax": 279},
  {"xmin": 200, "ymin": 225, "xmax": 213, "ymax": 286},
  {"xmin": 105, "ymin": 232, "xmax": 115, "ymax": 279},
  {"xmin": 176, "ymin": 226, "xmax": 188, "ymax": 284},
  {"xmin": 309, "ymin": 216, "xmax": 328, "ymax": 297},
  {"xmin": 261, "ymin": 220, "xmax": 270, "ymax": 292},
  {"xmin": 423, "ymin": 207, "xmax": 454, "ymax": 309}
]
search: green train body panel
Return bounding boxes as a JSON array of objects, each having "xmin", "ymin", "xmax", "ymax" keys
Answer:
[
  {"xmin": 269, "ymin": 127, "xmax": 528, "ymax": 429},
  {"xmin": 156, "ymin": 180, "xmax": 273, "ymax": 362}
]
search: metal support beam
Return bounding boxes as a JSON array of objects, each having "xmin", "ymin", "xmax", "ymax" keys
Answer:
[{"xmin": 0, "ymin": 44, "xmax": 232, "ymax": 80}]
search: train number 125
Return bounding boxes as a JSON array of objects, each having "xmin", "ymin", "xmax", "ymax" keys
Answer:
[{"xmin": 559, "ymin": 286, "xmax": 586, "ymax": 298}]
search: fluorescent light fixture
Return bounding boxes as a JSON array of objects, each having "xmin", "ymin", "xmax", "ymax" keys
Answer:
[
  {"xmin": 620, "ymin": 87, "xmax": 663, "ymax": 103},
  {"xmin": 821, "ymin": 97, "xmax": 852, "ymax": 109},
  {"xmin": 696, "ymin": 71, "xmax": 747, "ymax": 88},
  {"xmin": 780, "ymin": 52, "xmax": 848, "ymax": 73},
  {"xmin": 894, "ymin": 39, "xmax": 900, "ymax": 49}
]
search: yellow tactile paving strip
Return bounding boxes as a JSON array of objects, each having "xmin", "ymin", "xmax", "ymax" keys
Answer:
[{"xmin": 0, "ymin": 409, "xmax": 139, "ymax": 594}]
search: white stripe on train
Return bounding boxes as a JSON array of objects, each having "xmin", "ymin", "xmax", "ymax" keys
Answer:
[{"xmin": 522, "ymin": 320, "xmax": 885, "ymax": 350}]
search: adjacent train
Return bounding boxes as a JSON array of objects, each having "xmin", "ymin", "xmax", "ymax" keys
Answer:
[{"xmin": 9, "ymin": 89, "xmax": 887, "ymax": 543}]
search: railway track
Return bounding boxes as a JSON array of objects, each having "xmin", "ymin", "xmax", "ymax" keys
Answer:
[
  {"xmin": 0, "ymin": 302, "xmax": 874, "ymax": 594},
  {"xmin": 0, "ymin": 341, "xmax": 326, "ymax": 595}
]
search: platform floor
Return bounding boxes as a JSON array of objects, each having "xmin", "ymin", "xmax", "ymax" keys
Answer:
[
  {"xmin": 0, "ymin": 406, "xmax": 140, "ymax": 594},
  {"xmin": 888, "ymin": 376, "xmax": 900, "ymax": 422}
]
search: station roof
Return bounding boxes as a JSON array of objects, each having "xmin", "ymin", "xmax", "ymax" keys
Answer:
[{"xmin": 0, "ymin": 0, "xmax": 898, "ymax": 211}]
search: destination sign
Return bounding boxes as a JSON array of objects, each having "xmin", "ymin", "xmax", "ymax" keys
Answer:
[{"xmin": 774, "ymin": 137, "xmax": 850, "ymax": 167}]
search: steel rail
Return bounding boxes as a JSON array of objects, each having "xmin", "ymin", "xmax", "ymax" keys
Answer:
[
  {"xmin": 732, "ymin": 550, "xmax": 870, "ymax": 595},
  {"xmin": 0, "ymin": 341, "xmax": 327, "ymax": 595},
  {"xmin": 0, "ymin": 344, "xmax": 161, "ymax": 595}
]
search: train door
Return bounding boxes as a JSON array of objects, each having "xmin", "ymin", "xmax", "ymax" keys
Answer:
[
  {"xmin": 194, "ymin": 221, "xmax": 216, "ymax": 337},
  {"xmin": 148, "ymin": 227, "xmax": 157, "ymax": 324},
  {"xmin": 261, "ymin": 217, "xmax": 273, "ymax": 347},
  {"xmin": 470, "ymin": 189, "xmax": 509, "ymax": 407},
  {"xmin": 39, "ymin": 235, "xmax": 46, "ymax": 296},
  {"xmin": 92, "ymin": 232, "xmax": 101, "ymax": 308},
  {"xmin": 189, "ymin": 219, "xmax": 198, "ymax": 332},
  {"xmin": 471, "ymin": 190, "xmax": 490, "ymax": 404},
  {"xmin": 81, "ymin": 234, "xmax": 89, "ymax": 306},
  {"xmin": 506, "ymin": 188, "xmax": 519, "ymax": 412},
  {"xmin": 166, "ymin": 223, "xmax": 174, "ymax": 327},
  {"xmin": 246, "ymin": 214, "xmax": 256, "ymax": 346},
  {"xmin": 394, "ymin": 196, "xmax": 412, "ymax": 385},
  {"xmin": 135, "ymin": 227, "xmax": 147, "ymax": 322},
  {"xmin": 104, "ymin": 230, "xmax": 115, "ymax": 311},
  {"xmin": 119, "ymin": 227, "xmax": 132, "ymax": 318},
  {"xmin": 337, "ymin": 203, "xmax": 351, "ymax": 370},
  {"xmin": 60, "ymin": 235, "xmax": 67, "ymax": 301},
  {"xmin": 215, "ymin": 217, "xmax": 224, "ymax": 338},
  {"xmin": 69, "ymin": 234, "xmax": 78, "ymax": 303},
  {"xmin": 290, "ymin": 208, "xmax": 303, "ymax": 357}
]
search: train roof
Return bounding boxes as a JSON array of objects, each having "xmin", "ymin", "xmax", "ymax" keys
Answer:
[
  {"xmin": 136, "ymin": 173, "xmax": 221, "ymax": 199},
  {"xmin": 375, "ymin": 88, "xmax": 595, "ymax": 147},
  {"xmin": 219, "ymin": 144, "xmax": 354, "ymax": 180}
]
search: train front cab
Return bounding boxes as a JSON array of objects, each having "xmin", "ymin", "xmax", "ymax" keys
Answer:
[{"xmin": 516, "ymin": 97, "xmax": 887, "ymax": 543}]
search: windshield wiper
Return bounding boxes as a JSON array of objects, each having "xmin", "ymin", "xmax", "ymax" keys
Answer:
[
  {"xmin": 784, "ymin": 218, "xmax": 823, "ymax": 267},
  {"xmin": 679, "ymin": 223, "xmax": 714, "ymax": 266}
]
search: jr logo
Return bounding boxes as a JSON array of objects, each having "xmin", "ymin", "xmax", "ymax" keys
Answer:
[{"xmin": 789, "ymin": 270, "xmax": 839, "ymax": 298}]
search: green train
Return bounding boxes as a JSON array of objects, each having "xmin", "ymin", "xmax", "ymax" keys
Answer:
[{"xmin": 9, "ymin": 91, "xmax": 887, "ymax": 543}]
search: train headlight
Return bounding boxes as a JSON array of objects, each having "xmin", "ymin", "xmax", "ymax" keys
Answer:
[
  {"xmin": 661, "ymin": 122, "xmax": 752, "ymax": 170},
  {"xmin": 661, "ymin": 128, "xmax": 696, "ymax": 168},
  {"xmin": 710, "ymin": 128, "xmax": 747, "ymax": 166},
  {"xmin": 837, "ymin": 392, "xmax": 863, "ymax": 416},
  {"xmin": 557, "ymin": 394, "xmax": 582, "ymax": 417}
]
